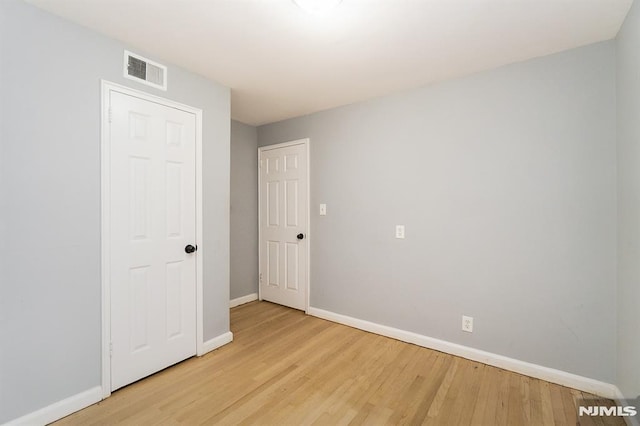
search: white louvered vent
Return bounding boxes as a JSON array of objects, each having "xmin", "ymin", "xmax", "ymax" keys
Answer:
[{"xmin": 124, "ymin": 50, "xmax": 167, "ymax": 91}]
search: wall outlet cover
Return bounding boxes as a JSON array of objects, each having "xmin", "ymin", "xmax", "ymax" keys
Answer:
[{"xmin": 462, "ymin": 315, "xmax": 473, "ymax": 333}]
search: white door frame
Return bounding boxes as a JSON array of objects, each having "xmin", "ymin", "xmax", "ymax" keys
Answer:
[
  {"xmin": 257, "ymin": 138, "xmax": 311, "ymax": 313},
  {"xmin": 100, "ymin": 80, "xmax": 204, "ymax": 399}
]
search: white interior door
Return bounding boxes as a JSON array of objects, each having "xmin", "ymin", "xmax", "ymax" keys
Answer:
[
  {"xmin": 109, "ymin": 91, "xmax": 197, "ymax": 391},
  {"xmin": 259, "ymin": 141, "xmax": 308, "ymax": 311}
]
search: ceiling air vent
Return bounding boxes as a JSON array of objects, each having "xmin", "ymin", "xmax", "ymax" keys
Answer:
[{"xmin": 124, "ymin": 50, "xmax": 167, "ymax": 91}]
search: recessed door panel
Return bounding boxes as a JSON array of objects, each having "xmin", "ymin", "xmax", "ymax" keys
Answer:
[
  {"xmin": 130, "ymin": 157, "xmax": 150, "ymax": 241},
  {"xmin": 285, "ymin": 180, "xmax": 299, "ymax": 227},
  {"xmin": 129, "ymin": 112, "xmax": 149, "ymax": 141},
  {"xmin": 166, "ymin": 261, "xmax": 183, "ymax": 340},
  {"xmin": 166, "ymin": 121, "xmax": 183, "ymax": 148},
  {"xmin": 285, "ymin": 243, "xmax": 299, "ymax": 291},
  {"xmin": 267, "ymin": 241, "xmax": 280, "ymax": 288},
  {"xmin": 166, "ymin": 162, "xmax": 182, "ymax": 238},
  {"xmin": 129, "ymin": 266, "xmax": 150, "ymax": 352},
  {"xmin": 267, "ymin": 181, "xmax": 279, "ymax": 227},
  {"xmin": 266, "ymin": 157, "xmax": 279, "ymax": 174},
  {"xmin": 285, "ymin": 154, "xmax": 298, "ymax": 171}
]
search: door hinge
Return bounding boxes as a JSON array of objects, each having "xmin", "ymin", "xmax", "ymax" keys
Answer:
[
  {"xmin": 108, "ymin": 106, "xmax": 113, "ymax": 123},
  {"xmin": 259, "ymin": 272, "xmax": 263, "ymax": 284},
  {"xmin": 109, "ymin": 342, "xmax": 113, "ymax": 357}
]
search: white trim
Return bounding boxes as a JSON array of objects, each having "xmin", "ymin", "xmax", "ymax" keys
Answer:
[
  {"xmin": 308, "ymin": 307, "xmax": 618, "ymax": 399},
  {"xmin": 3, "ymin": 386, "xmax": 102, "ymax": 426},
  {"xmin": 230, "ymin": 293, "xmax": 258, "ymax": 308},
  {"xmin": 100, "ymin": 81, "xmax": 112, "ymax": 400},
  {"xmin": 194, "ymin": 95, "xmax": 205, "ymax": 359},
  {"xmin": 305, "ymin": 142, "xmax": 311, "ymax": 314},
  {"xmin": 123, "ymin": 50, "xmax": 167, "ymax": 91},
  {"xmin": 257, "ymin": 138, "xmax": 311, "ymax": 312},
  {"xmin": 613, "ymin": 386, "xmax": 640, "ymax": 426},
  {"xmin": 259, "ymin": 138, "xmax": 309, "ymax": 151},
  {"xmin": 199, "ymin": 331, "xmax": 234, "ymax": 356},
  {"xmin": 100, "ymin": 80, "xmax": 204, "ymax": 394},
  {"xmin": 257, "ymin": 147, "xmax": 262, "ymax": 303}
]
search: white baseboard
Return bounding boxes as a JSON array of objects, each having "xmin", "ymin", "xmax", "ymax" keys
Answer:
[
  {"xmin": 6, "ymin": 331, "xmax": 234, "ymax": 425},
  {"xmin": 308, "ymin": 307, "xmax": 617, "ymax": 399},
  {"xmin": 4, "ymin": 386, "xmax": 102, "ymax": 426},
  {"xmin": 199, "ymin": 331, "xmax": 234, "ymax": 356},
  {"xmin": 230, "ymin": 293, "xmax": 258, "ymax": 308},
  {"xmin": 613, "ymin": 386, "xmax": 640, "ymax": 426}
]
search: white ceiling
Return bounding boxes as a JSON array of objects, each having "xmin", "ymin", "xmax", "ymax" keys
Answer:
[{"xmin": 26, "ymin": 0, "xmax": 633, "ymax": 126}]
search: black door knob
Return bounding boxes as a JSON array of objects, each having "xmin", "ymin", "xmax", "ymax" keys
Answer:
[
  {"xmin": 185, "ymin": 244, "xmax": 197, "ymax": 254},
  {"xmin": 297, "ymin": 233, "xmax": 304, "ymax": 240}
]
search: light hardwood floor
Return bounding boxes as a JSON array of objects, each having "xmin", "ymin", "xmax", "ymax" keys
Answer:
[{"xmin": 56, "ymin": 301, "xmax": 623, "ymax": 425}]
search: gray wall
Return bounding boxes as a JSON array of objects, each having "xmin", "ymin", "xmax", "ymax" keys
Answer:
[
  {"xmin": 230, "ymin": 120, "xmax": 258, "ymax": 300},
  {"xmin": 616, "ymin": 0, "xmax": 640, "ymax": 401},
  {"xmin": 0, "ymin": 0, "xmax": 230, "ymax": 422},
  {"xmin": 259, "ymin": 42, "xmax": 617, "ymax": 383}
]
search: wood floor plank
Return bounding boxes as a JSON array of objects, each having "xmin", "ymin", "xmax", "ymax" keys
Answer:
[
  {"xmin": 494, "ymin": 368, "xmax": 512, "ymax": 426},
  {"xmin": 426, "ymin": 358, "xmax": 477, "ymax": 425},
  {"xmin": 550, "ymin": 383, "xmax": 569, "ymax": 425},
  {"xmin": 527, "ymin": 376, "xmax": 545, "ymax": 426},
  {"xmin": 405, "ymin": 352, "xmax": 451, "ymax": 424},
  {"xmin": 519, "ymin": 375, "xmax": 531, "ymax": 424},
  {"xmin": 54, "ymin": 301, "xmax": 625, "ymax": 426},
  {"xmin": 468, "ymin": 363, "xmax": 492, "ymax": 425},
  {"xmin": 506, "ymin": 371, "xmax": 525, "ymax": 426}
]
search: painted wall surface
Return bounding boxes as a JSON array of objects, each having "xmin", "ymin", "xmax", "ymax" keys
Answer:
[
  {"xmin": 230, "ymin": 120, "xmax": 258, "ymax": 300},
  {"xmin": 259, "ymin": 42, "xmax": 617, "ymax": 383},
  {"xmin": 0, "ymin": 0, "xmax": 230, "ymax": 422},
  {"xmin": 616, "ymin": 0, "xmax": 640, "ymax": 401}
]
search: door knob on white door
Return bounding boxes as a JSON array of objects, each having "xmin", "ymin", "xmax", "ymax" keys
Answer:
[
  {"xmin": 297, "ymin": 233, "xmax": 305, "ymax": 240},
  {"xmin": 185, "ymin": 244, "xmax": 197, "ymax": 253}
]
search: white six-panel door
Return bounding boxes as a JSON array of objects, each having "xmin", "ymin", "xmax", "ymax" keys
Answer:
[
  {"xmin": 109, "ymin": 90, "xmax": 197, "ymax": 391},
  {"xmin": 259, "ymin": 141, "xmax": 308, "ymax": 311}
]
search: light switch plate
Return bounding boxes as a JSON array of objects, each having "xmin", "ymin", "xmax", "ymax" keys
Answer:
[
  {"xmin": 320, "ymin": 204, "xmax": 327, "ymax": 216},
  {"xmin": 395, "ymin": 225, "xmax": 405, "ymax": 239}
]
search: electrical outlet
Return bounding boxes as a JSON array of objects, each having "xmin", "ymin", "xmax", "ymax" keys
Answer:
[
  {"xmin": 462, "ymin": 316, "xmax": 473, "ymax": 333},
  {"xmin": 320, "ymin": 204, "xmax": 327, "ymax": 216},
  {"xmin": 395, "ymin": 225, "xmax": 405, "ymax": 239}
]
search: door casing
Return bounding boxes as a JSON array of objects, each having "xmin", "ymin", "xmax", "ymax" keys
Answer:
[
  {"xmin": 100, "ymin": 80, "xmax": 204, "ymax": 399},
  {"xmin": 258, "ymin": 139, "xmax": 311, "ymax": 312}
]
